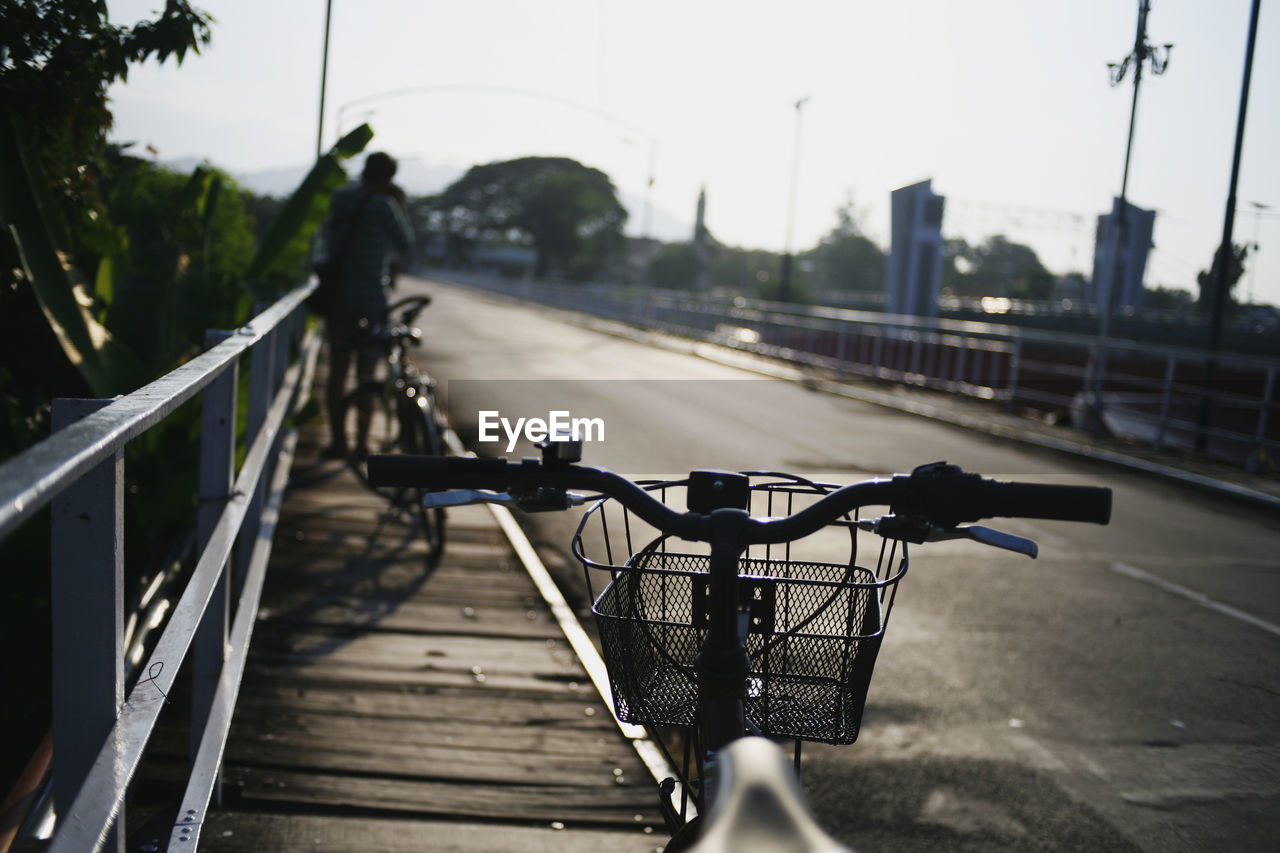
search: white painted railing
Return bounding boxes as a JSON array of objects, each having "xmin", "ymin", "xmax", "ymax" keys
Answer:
[{"xmin": 0, "ymin": 281, "xmax": 320, "ymax": 852}]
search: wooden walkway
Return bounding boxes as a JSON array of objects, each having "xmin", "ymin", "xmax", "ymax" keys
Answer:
[{"xmin": 195, "ymin": 425, "xmax": 666, "ymax": 851}]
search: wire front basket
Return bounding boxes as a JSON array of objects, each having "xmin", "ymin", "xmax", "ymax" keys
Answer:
[{"xmin": 573, "ymin": 473, "xmax": 907, "ymax": 745}]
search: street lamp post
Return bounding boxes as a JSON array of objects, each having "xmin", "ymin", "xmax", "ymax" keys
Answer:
[
  {"xmin": 779, "ymin": 96, "xmax": 809, "ymax": 304},
  {"xmin": 316, "ymin": 0, "xmax": 333, "ymax": 161},
  {"xmin": 1089, "ymin": 0, "xmax": 1171, "ymax": 436}
]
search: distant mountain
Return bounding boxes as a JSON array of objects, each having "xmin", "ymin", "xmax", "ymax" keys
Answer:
[{"xmin": 163, "ymin": 155, "xmax": 692, "ymax": 243}]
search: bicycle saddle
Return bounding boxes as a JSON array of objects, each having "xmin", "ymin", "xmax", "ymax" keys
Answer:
[{"xmin": 689, "ymin": 737, "xmax": 852, "ymax": 852}]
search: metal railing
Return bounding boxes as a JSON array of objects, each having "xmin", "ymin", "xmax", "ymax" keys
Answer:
[
  {"xmin": 434, "ymin": 272, "xmax": 1279, "ymax": 470},
  {"xmin": 0, "ymin": 281, "xmax": 320, "ymax": 852}
]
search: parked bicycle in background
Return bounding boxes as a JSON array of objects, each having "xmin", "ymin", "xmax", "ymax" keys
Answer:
[{"xmin": 336, "ymin": 294, "xmax": 449, "ymax": 566}]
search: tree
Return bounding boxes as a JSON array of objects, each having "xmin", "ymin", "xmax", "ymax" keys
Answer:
[
  {"xmin": 942, "ymin": 234, "xmax": 1053, "ymax": 299},
  {"xmin": 0, "ymin": 1, "xmax": 213, "ymax": 265},
  {"xmin": 647, "ymin": 242, "xmax": 700, "ymax": 290},
  {"xmin": 0, "ymin": 1, "xmax": 214, "ymax": 408},
  {"xmin": 433, "ymin": 156, "xmax": 627, "ymax": 279},
  {"xmin": 808, "ymin": 198, "xmax": 885, "ymax": 292},
  {"xmin": 1196, "ymin": 242, "xmax": 1250, "ymax": 312}
]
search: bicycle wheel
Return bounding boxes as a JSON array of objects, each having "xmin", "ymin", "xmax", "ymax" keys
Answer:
[
  {"xmin": 339, "ymin": 383, "xmax": 448, "ymax": 568},
  {"xmin": 397, "ymin": 390, "xmax": 447, "ymax": 564}
]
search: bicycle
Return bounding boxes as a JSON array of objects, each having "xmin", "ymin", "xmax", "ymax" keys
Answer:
[
  {"xmin": 366, "ymin": 440, "xmax": 1111, "ymax": 850},
  {"xmin": 335, "ymin": 294, "xmax": 448, "ymax": 565}
]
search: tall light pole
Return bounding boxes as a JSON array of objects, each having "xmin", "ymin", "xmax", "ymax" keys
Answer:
[
  {"xmin": 1089, "ymin": 0, "xmax": 1171, "ymax": 435},
  {"xmin": 316, "ymin": 0, "xmax": 333, "ymax": 160},
  {"xmin": 779, "ymin": 96, "xmax": 809, "ymax": 304}
]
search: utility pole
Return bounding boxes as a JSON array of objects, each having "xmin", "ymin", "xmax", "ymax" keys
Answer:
[
  {"xmin": 778, "ymin": 96, "xmax": 809, "ymax": 304},
  {"xmin": 1196, "ymin": 0, "xmax": 1262, "ymax": 453},
  {"xmin": 1090, "ymin": 1, "xmax": 1171, "ymax": 435}
]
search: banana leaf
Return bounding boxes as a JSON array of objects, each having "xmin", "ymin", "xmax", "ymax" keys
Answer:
[
  {"xmin": 243, "ymin": 123, "xmax": 373, "ymax": 295},
  {"xmin": 0, "ymin": 103, "xmax": 148, "ymax": 397}
]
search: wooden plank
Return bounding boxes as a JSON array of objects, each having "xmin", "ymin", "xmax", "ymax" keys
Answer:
[
  {"xmin": 231, "ymin": 682, "xmax": 618, "ymax": 730},
  {"xmin": 226, "ymin": 711, "xmax": 631, "ymax": 756},
  {"xmin": 197, "ymin": 812, "xmax": 665, "ymax": 853},
  {"xmin": 248, "ymin": 599, "xmax": 558, "ymax": 639},
  {"xmin": 223, "ymin": 767, "xmax": 659, "ymax": 827}
]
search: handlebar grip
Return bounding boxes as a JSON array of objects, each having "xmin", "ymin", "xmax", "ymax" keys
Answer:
[
  {"xmin": 970, "ymin": 482, "xmax": 1112, "ymax": 524},
  {"xmin": 367, "ymin": 454, "xmax": 516, "ymax": 490}
]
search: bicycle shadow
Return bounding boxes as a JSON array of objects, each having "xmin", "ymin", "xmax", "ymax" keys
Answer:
[{"xmin": 251, "ymin": 456, "xmax": 443, "ymax": 660}]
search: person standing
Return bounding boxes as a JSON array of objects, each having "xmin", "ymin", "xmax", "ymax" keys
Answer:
[{"xmin": 321, "ymin": 151, "xmax": 414, "ymax": 459}]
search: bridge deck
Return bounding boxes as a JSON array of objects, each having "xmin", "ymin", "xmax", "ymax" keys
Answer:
[{"xmin": 192, "ymin": 426, "xmax": 666, "ymax": 851}]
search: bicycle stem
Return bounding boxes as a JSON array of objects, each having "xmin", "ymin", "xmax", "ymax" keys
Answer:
[{"xmin": 697, "ymin": 508, "xmax": 754, "ymax": 753}]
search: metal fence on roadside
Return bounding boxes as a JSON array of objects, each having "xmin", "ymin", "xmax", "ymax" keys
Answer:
[{"xmin": 433, "ymin": 271, "xmax": 1279, "ymax": 471}]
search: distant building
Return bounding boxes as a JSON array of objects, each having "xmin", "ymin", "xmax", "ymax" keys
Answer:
[
  {"xmin": 1091, "ymin": 198, "xmax": 1156, "ymax": 312},
  {"xmin": 693, "ymin": 185, "xmax": 708, "ymax": 248},
  {"xmin": 886, "ymin": 179, "xmax": 946, "ymax": 317}
]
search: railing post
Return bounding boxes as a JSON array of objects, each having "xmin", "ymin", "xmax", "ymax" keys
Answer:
[
  {"xmin": 272, "ymin": 314, "xmax": 291, "ymax": 392},
  {"xmin": 1154, "ymin": 353, "xmax": 1177, "ymax": 450},
  {"xmin": 236, "ymin": 325, "xmax": 275, "ymax": 597},
  {"xmin": 1006, "ymin": 336, "xmax": 1023, "ymax": 412},
  {"xmin": 50, "ymin": 398, "xmax": 125, "ymax": 853},
  {"xmin": 835, "ymin": 322, "xmax": 848, "ymax": 371},
  {"xmin": 954, "ymin": 336, "xmax": 968, "ymax": 394},
  {"xmin": 1254, "ymin": 366, "xmax": 1275, "ymax": 456},
  {"xmin": 193, "ymin": 330, "xmax": 237, "ymax": 804}
]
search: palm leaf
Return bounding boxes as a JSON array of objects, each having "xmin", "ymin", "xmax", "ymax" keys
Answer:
[
  {"xmin": 0, "ymin": 103, "xmax": 148, "ymax": 396},
  {"xmin": 243, "ymin": 123, "xmax": 373, "ymax": 294}
]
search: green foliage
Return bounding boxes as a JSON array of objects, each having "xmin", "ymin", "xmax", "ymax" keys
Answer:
[
  {"xmin": 1196, "ymin": 242, "xmax": 1250, "ymax": 311},
  {"xmin": 807, "ymin": 198, "xmax": 885, "ymax": 292},
  {"xmin": 0, "ymin": 1, "xmax": 213, "ymax": 261},
  {"xmin": 717, "ymin": 249, "xmax": 786, "ymax": 298},
  {"xmin": 434, "ymin": 156, "xmax": 627, "ymax": 279},
  {"xmin": 98, "ymin": 154, "xmax": 257, "ymax": 369},
  {"xmin": 1146, "ymin": 285, "xmax": 1195, "ymax": 311},
  {"xmin": 0, "ymin": 0, "xmax": 214, "ymax": 406},
  {"xmin": 943, "ymin": 235, "xmax": 1053, "ymax": 299},
  {"xmin": 0, "ymin": 105, "xmax": 150, "ymax": 397},
  {"xmin": 647, "ymin": 243, "xmax": 700, "ymax": 289}
]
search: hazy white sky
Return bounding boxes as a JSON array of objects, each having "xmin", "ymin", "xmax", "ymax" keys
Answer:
[{"xmin": 106, "ymin": 0, "xmax": 1280, "ymax": 305}]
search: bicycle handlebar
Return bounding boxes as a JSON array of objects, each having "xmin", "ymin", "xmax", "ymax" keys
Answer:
[{"xmin": 367, "ymin": 455, "xmax": 1111, "ymax": 544}]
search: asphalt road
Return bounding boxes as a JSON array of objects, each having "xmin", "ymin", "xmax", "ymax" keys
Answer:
[{"xmin": 398, "ymin": 277, "xmax": 1279, "ymax": 852}]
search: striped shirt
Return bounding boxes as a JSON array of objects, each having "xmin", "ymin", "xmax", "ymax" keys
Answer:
[{"xmin": 325, "ymin": 183, "xmax": 414, "ymax": 312}]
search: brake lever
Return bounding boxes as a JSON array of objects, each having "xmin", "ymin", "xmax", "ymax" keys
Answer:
[
  {"xmin": 855, "ymin": 519, "xmax": 1038, "ymax": 558},
  {"xmin": 421, "ymin": 489, "xmax": 514, "ymax": 509},
  {"xmin": 928, "ymin": 525, "xmax": 1038, "ymax": 558}
]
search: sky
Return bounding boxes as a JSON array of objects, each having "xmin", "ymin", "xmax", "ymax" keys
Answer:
[{"xmin": 105, "ymin": 0, "xmax": 1280, "ymax": 306}]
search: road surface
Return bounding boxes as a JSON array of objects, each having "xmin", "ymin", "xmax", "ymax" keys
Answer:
[{"xmin": 395, "ymin": 277, "xmax": 1279, "ymax": 852}]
